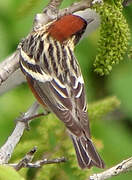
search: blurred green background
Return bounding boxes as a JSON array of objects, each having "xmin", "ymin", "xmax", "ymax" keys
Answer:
[{"xmin": 0, "ymin": 0, "xmax": 132, "ymax": 179}]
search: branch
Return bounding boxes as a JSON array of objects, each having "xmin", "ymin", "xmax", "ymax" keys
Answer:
[
  {"xmin": 34, "ymin": 0, "xmax": 63, "ymax": 27},
  {"xmin": 26, "ymin": 157, "xmax": 66, "ymax": 168},
  {"xmin": 11, "ymin": 146, "xmax": 37, "ymax": 171},
  {"xmin": 58, "ymin": 0, "xmax": 92, "ymax": 17},
  {"xmin": 10, "ymin": 146, "xmax": 66, "ymax": 170},
  {"xmin": 0, "ymin": 50, "xmax": 20, "ymax": 86},
  {"xmin": 45, "ymin": 0, "xmax": 63, "ymax": 11},
  {"xmin": 34, "ymin": 0, "xmax": 93, "ymax": 32},
  {"xmin": 89, "ymin": 157, "xmax": 132, "ymax": 180},
  {"xmin": 0, "ymin": 69, "xmax": 25, "ymax": 95},
  {"xmin": 0, "ymin": 102, "xmax": 40, "ymax": 164}
]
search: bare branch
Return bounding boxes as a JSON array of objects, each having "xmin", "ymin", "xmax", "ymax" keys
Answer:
[
  {"xmin": 0, "ymin": 102, "xmax": 40, "ymax": 164},
  {"xmin": 20, "ymin": 112, "xmax": 49, "ymax": 123},
  {"xmin": 12, "ymin": 147, "xmax": 37, "ymax": 171},
  {"xmin": 10, "ymin": 153, "xmax": 66, "ymax": 170},
  {"xmin": 89, "ymin": 157, "xmax": 132, "ymax": 180},
  {"xmin": 58, "ymin": 0, "xmax": 92, "ymax": 17},
  {"xmin": 26, "ymin": 157, "xmax": 66, "ymax": 168},
  {"xmin": 34, "ymin": 0, "xmax": 93, "ymax": 30},
  {"xmin": 0, "ymin": 51, "xmax": 20, "ymax": 86},
  {"xmin": 0, "ymin": 69, "xmax": 25, "ymax": 96},
  {"xmin": 45, "ymin": 0, "xmax": 63, "ymax": 11},
  {"xmin": 35, "ymin": 0, "xmax": 64, "ymax": 28}
]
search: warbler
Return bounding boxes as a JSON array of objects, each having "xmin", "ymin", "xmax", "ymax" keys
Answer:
[{"xmin": 19, "ymin": 12, "xmax": 104, "ymax": 169}]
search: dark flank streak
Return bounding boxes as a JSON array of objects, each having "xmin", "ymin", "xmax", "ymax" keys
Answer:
[
  {"xmin": 48, "ymin": 43, "xmax": 54, "ymax": 58},
  {"xmin": 70, "ymin": 75, "xmax": 76, "ymax": 87},
  {"xmin": 21, "ymin": 38, "xmax": 29, "ymax": 52},
  {"xmin": 43, "ymin": 53, "xmax": 49, "ymax": 70},
  {"xmin": 29, "ymin": 35, "xmax": 34, "ymax": 48},
  {"xmin": 62, "ymin": 46, "xmax": 68, "ymax": 70},
  {"xmin": 54, "ymin": 40, "xmax": 61, "ymax": 64},
  {"xmin": 29, "ymin": 40, "xmax": 37, "ymax": 57},
  {"xmin": 48, "ymin": 43, "xmax": 54, "ymax": 63},
  {"xmin": 20, "ymin": 55, "xmax": 43, "ymax": 75},
  {"xmin": 35, "ymin": 65, "xmax": 43, "ymax": 74},
  {"xmin": 48, "ymin": 43, "xmax": 58, "ymax": 75},
  {"xmin": 53, "ymin": 61, "xmax": 58, "ymax": 75},
  {"xmin": 68, "ymin": 47, "xmax": 77, "ymax": 74},
  {"xmin": 28, "ymin": 54, "xmax": 33, "ymax": 59},
  {"xmin": 36, "ymin": 40, "xmax": 44, "ymax": 60}
]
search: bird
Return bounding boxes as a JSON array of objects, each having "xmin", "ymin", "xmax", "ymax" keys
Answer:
[{"xmin": 19, "ymin": 11, "xmax": 105, "ymax": 169}]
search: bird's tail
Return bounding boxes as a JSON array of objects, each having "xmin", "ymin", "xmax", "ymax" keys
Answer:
[{"xmin": 71, "ymin": 134, "xmax": 105, "ymax": 169}]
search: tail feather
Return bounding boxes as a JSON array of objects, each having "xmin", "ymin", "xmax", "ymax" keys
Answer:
[{"xmin": 71, "ymin": 135, "xmax": 105, "ymax": 169}]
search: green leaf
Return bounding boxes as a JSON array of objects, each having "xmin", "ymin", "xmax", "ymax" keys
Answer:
[{"xmin": 0, "ymin": 166, "xmax": 25, "ymax": 180}]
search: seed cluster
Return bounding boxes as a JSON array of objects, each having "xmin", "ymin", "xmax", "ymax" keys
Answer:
[{"xmin": 93, "ymin": 1, "xmax": 130, "ymax": 75}]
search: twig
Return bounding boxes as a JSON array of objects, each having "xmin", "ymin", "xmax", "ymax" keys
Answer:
[
  {"xmin": 10, "ymin": 152, "xmax": 66, "ymax": 170},
  {"xmin": 89, "ymin": 157, "xmax": 132, "ymax": 180},
  {"xmin": 0, "ymin": 102, "xmax": 40, "ymax": 164},
  {"xmin": 19, "ymin": 112, "xmax": 49, "ymax": 123},
  {"xmin": 26, "ymin": 157, "xmax": 66, "ymax": 168},
  {"xmin": 12, "ymin": 147, "xmax": 37, "ymax": 171}
]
